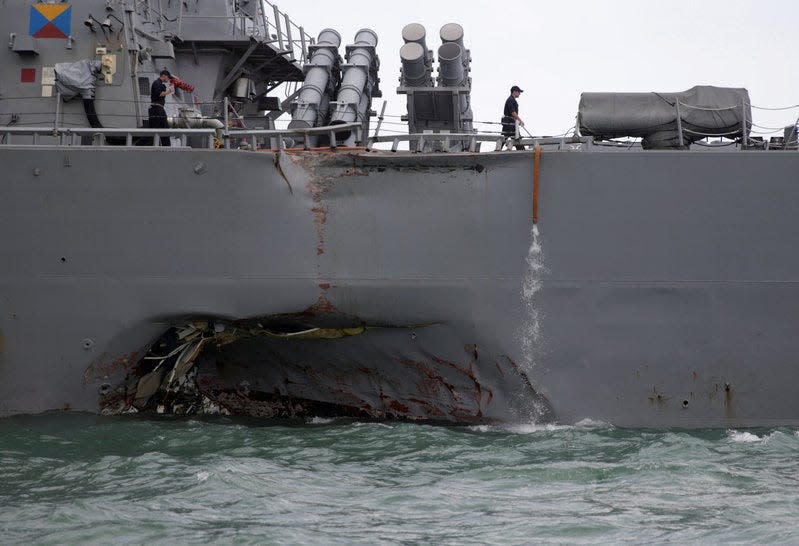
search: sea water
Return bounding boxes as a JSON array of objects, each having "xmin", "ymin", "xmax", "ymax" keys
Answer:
[{"xmin": 2, "ymin": 414, "xmax": 798, "ymax": 544}]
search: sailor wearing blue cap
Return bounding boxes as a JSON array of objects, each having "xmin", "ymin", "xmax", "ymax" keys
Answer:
[{"xmin": 502, "ymin": 85, "xmax": 525, "ymax": 146}]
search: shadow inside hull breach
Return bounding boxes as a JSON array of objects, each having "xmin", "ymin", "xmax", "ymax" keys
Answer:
[{"xmin": 99, "ymin": 317, "xmax": 554, "ymax": 424}]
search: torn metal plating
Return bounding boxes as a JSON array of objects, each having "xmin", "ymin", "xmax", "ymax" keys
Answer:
[
  {"xmin": 100, "ymin": 318, "xmax": 367, "ymax": 416},
  {"xmin": 99, "ymin": 316, "xmax": 554, "ymax": 424}
]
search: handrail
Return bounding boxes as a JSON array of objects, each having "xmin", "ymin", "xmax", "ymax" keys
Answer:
[
  {"xmin": 675, "ymin": 98, "xmax": 750, "ymax": 147},
  {"xmin": 0, "ymin": 127, "xmax": 217, "ymax": 148},
  {"xmin": 227, "ymin": 122, "xmax": 363, "ymax": 150},
  {"xmin": 368, "ymin": 132, "xmax": 591, "ymax": 152},
  {"xmin": 262, "ymin": 0, "xmax": 312, "ymax": 63},
  {"xmin": 368, "ymin": 132, "xmax": 504, "ymax": 152},
  {"xmin": 0, "ymin": 123, "xmax": 364, "ymax": 151},
  {"xmin": 175, "ymin": 1, "xmax": 311, "ymax": 64}
]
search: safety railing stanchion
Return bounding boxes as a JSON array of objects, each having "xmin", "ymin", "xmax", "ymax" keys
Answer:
[
  {"xmin": 284, "ymin": 13, "xmax": 294, "ymax": 60},
  {"xmin": 299, "ymin": 26, "xmax": 307, "ymax": 63},
  {"xmin": 273, "ymin": 4, "xmax": 283, "ymax": 51},
  {"xmin": 53, "ymin": 91, "xmax": 61, "ymax": 134},
  {"xmin": 740, "ymin": 99, "xmax": 748, "ymax": 149},
  {"xmin": 223, "ymin": 97, "xmax": 230, "ymax": 149},
  {"xmin": 260, "ymin": 5, "xmax": 268, "ymax": 39}
]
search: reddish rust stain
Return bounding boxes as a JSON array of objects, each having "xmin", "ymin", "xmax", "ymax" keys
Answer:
[
  {"xmin": 648, "ymin": 387, "xmax": 669, "ymax": 406},
  {"xmin": 466, "ymin": 360, "xmax": 482, "ymax": 416},
  {"xmin": 388, "ymin": 400, "xmax": 410, "ymax": 414},
  {"xmin": 432, "ymin": 354, "xmax": 482, "ymax": 414},
  {"xmin": 416, "ymin": 377, "xmax": 444, "ymax": 397},
  {"xmin": 502, "ymin": 355, "xmax": 535, "ymax": 392},
  {"xmin": 401, "ymin": 356, "xmax": 484, "ymax": 418},
  {"xmin": 724, "ymin": 383, "xmax": 734, "ymax": 419},
  {"xmin": 83, "ymin": 349, "xmax": 142, "ymax": 385},
  {"xmin": 311, "ymin": 206, "xmax": 328, "ymax": 228},
  {"xmin": 465, "ymin": 343, "xmax": 478, "ymax": 362},
  {"xmin": 486, "ymin": 389, "xmax": 494, "ymax": 405},
  {"xmin": 330, "ymin": 388, "xmax": 373, "ymax": 410},
  {"xmin": 400, "ymin": 359, "xmax": 459, "ymax": 400},
  {"xmin": 318, "ymin": 283, "xmax": 331, "ymax": 290},
  {"xmin": 448, "ymin": 405, "xmax": 484, "ymax": 422},
  {"xmin": 379, "ymin": 392, "xmax": 411, "ymax": 415},
  {"xmin": 407, "ymin": 398, "xmax": 446, "ymax": 418},
  {"xmin": 306, "ymin": 169, "xmax": 332, "ymax": 260},
  {"xmin": 495, "ymin": 362, "xmax": 505, "ymax": 377},
  {"xmin": 301, "ymin": 293, "xmax": 339, "ymax": 315}
]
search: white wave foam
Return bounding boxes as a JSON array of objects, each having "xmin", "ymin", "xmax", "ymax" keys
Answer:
[
  {"xmin": 727, "ymin": 430, "xmax": 762, "ymax": 443},
  {"xmin": 307, "ymin": 417, "xmax": 335, "ymax": 425},
  {"xmin": 574, "ymin": 418, "xmax": 613, "ymax": 429},
  {"xmin": 468, "ymin": 422, "xmax": 572, "ymax": 434},
  {"xmin": 196, "ymin": 471, "xmax": 210, "ymax": 482}
]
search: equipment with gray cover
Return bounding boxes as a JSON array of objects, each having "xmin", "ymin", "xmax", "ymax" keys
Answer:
[{"xmin": 579, "ymin": 86, "xmax": 752, "ymax": 149}]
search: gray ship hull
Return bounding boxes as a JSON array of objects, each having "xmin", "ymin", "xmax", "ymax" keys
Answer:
[{"xmin": 1, "ymin": 145, "xmax": 798, "ymax": 426}]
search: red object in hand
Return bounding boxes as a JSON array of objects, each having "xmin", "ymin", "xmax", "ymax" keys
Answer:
[{"xmin": 170, "ymin": 76, "xmax": 194, "ymax": 93}]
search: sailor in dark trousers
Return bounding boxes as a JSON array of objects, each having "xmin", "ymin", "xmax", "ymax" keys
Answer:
[
  {"xmin": 149, "ymin": 70, "xmax": 173, "ymax": 146},
  {"xmin": 502, "ymin": 85, "xmax": 526, "ymax": 149}
]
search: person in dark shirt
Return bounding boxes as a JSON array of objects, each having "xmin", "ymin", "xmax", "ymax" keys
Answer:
[
  {"xmin": 501, "ymin": 85, "xmax": 525, "ymax": 141},
  {"xmin": 149, "ymin": 70, "xmax": 173, "ymax": 146}
]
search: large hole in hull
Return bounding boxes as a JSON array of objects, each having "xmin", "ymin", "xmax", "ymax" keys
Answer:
[{"xmin": 100, "ymin": 317, "xmax": 554, "ymax": 425}]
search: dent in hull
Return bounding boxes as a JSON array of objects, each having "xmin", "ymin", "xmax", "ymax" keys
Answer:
[{"xmin": 99, "ymin": 316, "xmax": 554, "ymax": 424}]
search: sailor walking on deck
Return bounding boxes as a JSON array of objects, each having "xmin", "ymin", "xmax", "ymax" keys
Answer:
[
  {"xmin": 149, "ymin": 70, "xmax": 174, "ymax": 146},
  {"xmin": 502, "ymin": 85, "xmax": 525, "ymax": 148}
]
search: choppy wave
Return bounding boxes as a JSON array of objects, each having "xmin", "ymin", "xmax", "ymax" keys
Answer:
[{"xmin": 3, "ymin": 414, "xmax": 799, "ymax": 544}]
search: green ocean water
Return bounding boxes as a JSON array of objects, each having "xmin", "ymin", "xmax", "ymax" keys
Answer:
[{"xmin": 1, "ymin": 414, "xmax": 798, "ymax": 544}]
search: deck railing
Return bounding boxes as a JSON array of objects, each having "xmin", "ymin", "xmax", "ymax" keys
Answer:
[
  {"xmin": 0, "ymin": 122, "xmax": 363, "ymax": 151},
  {"xmin": 227, "ymin": 122, "xmax": 363, "ymax": 150},
  {"xmin": 0, "ymin": 127, "xmax": 218, "ymax": 148},
  {"xmin": 367, "ymin": 133, "xmax": 592, "ymax": 152},
  {"xmin": 174, "ymin": 0, "xmax": 311, "ymax": 63}
]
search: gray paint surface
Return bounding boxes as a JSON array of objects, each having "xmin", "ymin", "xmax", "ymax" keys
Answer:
[{"xmin": 1, "ymin": 145, "xmax": 798, "ymax": 426}]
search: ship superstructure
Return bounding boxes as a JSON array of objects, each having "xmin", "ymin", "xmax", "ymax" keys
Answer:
[{"xmin": 1, "ymin": 2, "xmax": 799, "ymax": 426}]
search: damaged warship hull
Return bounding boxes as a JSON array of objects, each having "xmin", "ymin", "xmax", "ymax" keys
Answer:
[{"xmin": 2, "ymin": 146, "xmax": 799, "ymax": 427}]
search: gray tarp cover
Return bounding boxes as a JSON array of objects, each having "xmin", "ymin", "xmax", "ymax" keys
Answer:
[
  {"xmin": 578, "ymin": 86, "xmax": 751, "ymax": 149},
  {"xmin": 54, "ymin": 60, "xmax": 102, "ymax": 100}
]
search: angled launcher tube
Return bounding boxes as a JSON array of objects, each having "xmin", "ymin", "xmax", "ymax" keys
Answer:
[
  {"xmin": 400, "ymin": 42, "xmax": 429, "ymax": 87},
  {"xmin": 289, "ymin": 29, "xmax": 342, "ymax": 133},
  {"xmin": 397, "ymin": 21, "xmax": 473, "ymax": 148},
  {"xmin": 400, "ymin": 23, "xmax": 432, "ymax": 88},
  {"xmin": 439, "ymin": 22, "xmax": 464, "ymax": 48},
  {"xmin": 438, "ymin": 40, "xmax": 471, "ymax": 122},
  {"xmin": 329, "ymin": 29, "xmax": 379, "ymax": 143},
  {"xmin": 437, "ymin": 42, "xmax": 464, "ymax": 86},
  {"xmin": 402, "ymin": 23, "xmax": 427, "ymax": 50}
]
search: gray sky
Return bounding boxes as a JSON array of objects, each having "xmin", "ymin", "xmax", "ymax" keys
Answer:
[{"xmin": 279, "ymin": 0, "xmax": 798, "ymax": 138}]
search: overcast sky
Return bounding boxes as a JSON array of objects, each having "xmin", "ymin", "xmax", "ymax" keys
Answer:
[{"xmin": 278, "ymin": 0, "xmax": 798, "ymax": 138}]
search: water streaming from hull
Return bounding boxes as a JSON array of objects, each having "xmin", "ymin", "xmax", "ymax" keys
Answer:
[{"xmin": 513, "ymin": 224, "xmax": 549, "ymax": 420}]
